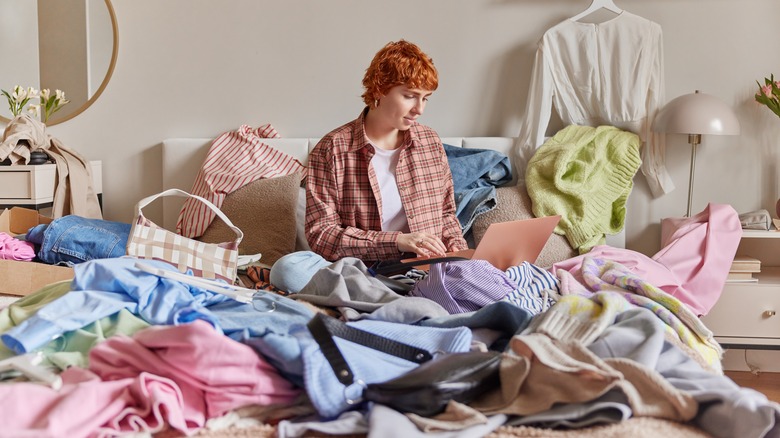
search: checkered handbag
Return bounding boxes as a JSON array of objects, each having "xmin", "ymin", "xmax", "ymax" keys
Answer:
[{"xmin": 126, "ymin": 188, "xmax": 243, "ymax": 282}]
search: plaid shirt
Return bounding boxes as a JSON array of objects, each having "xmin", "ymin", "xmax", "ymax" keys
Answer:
[{"xmin": 306, "ymin": 109, "xmax": 468, "ymax": 262}]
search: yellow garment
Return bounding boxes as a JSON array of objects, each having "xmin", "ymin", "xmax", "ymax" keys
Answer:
[{"xmin": 526, "ymin": 125, "xmax": 641, "ymax": 253}]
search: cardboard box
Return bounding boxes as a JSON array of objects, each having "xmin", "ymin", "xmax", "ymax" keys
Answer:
[
  {"xmin": 0, "ymin": 207, "xmax": 73, "ymax": 296},
  {"xmin": 0, "ymin": 207, "xmax": 53, "ymax": 236}
]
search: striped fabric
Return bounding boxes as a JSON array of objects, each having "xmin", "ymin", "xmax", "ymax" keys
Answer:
[
  {"xmin": 410, "ymin": 260, "xmax": 517, "ymax": 314},
  {"xmin": 502, "ymin": 262, "xmax": 560, "ymax": 315},
  {"xmin": 128, "ymin": 214, "xmax": 239, "ymax": 282},
  {"xmin": 176, "ymin": 124, "xmax": 306, "ymax": 238}
]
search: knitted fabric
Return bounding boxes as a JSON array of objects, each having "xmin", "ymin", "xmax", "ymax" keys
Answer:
[
  {"xmin": 525, "ymin": 125, "xmax": 641, "ymax": 252},
  {"xmin": 544, "ymin": 256, "xmax": 723, "ymax": 373},
  {"xmin": 577, "ymin": 256, "xmax": 723, "ymax": 371}
]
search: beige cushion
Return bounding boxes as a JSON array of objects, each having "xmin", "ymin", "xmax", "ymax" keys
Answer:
[
  {"xmin": 471, "ymin": 185, "xmax": 576, "ymax": 269},
  {"xmin": 199, "ymin": 172, "xmax": 302, "ymax": 266}
]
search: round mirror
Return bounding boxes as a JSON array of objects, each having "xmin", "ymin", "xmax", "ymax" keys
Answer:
[{"xmin": 0, "ymin": 0, "xmax": 118, "ymax": 126}]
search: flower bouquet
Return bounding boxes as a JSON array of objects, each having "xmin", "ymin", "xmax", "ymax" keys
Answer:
[
  {"xmin": 755, "ymin": 74, "xmax": 780, "ymax": 119},
  {"xmin": 2, "ymin": 85, "xmax": 70, "ymax": 123}
]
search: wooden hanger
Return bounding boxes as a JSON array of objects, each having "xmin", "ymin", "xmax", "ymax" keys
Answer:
[{"xmin": 570, "ymin": 0, "xmax": 623, "ymax": 22}]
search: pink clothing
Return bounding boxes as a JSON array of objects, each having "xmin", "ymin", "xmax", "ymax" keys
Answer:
[
  {"xmin": 654, "ymin": 203, "xmax": 741, "ymax": 316},
  {"xmin": 553, "ymin": 204, "xmax": 741, "ymax": 316},
  {"xmin": 0, "ymin": 232, "xmax": 35, "ymax": 261},
  {"xmin": 0, "ymin": 320, "xmax": 301, "ymax": 437},
  {"xmin": 176, "ymin": 123, "xmax": 307, "ymax": 238}
]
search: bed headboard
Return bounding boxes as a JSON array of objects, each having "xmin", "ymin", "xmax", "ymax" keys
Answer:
[{"xmin": 160, "ymin": 137, "xmax": 625, "ymax": 248}]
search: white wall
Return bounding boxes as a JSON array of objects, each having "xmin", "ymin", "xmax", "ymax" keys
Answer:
[
  {"xmin": 7, "ymin": 0, "xmax": 780, "ymax": 256},
  {"xmin": 0, "ymin": 1, "xmax": 39, "ymax": 119}
]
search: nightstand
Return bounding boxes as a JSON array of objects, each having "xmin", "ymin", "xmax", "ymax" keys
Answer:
[
  {"xmin": 0, "ymin": 161, "xmax": 102, "ymax": 210},
  {"xmin": 701, "ymin": 229, "xmax": 780, "ymax": 349}
]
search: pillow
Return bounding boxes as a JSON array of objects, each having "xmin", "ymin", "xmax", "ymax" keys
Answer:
[
  {"xmin": 471, "ymin": 185, "xmax": 576, "ymax": 269},
  {"xmin": 199, "ymin": 172, "xmax": 302, "ymax": 266}
]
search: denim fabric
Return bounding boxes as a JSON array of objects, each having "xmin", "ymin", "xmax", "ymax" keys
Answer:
[
  {"xmin": 444, "ymin": 144, "xmax": 512, "ymax": 234},
  {"xmin": 26, "ymin": 216, "xmax": 131, "ymax": 265}
]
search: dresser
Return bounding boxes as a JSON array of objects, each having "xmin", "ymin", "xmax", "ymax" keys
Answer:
[
  {"xmin": 701, "ymin": 229, "xmax": 780, "ymax": 349},
  {"xmin": 0, "ymin": 161, "xmax": 102, "ymax": 210}
]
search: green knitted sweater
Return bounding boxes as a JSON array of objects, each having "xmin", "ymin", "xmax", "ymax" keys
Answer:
[{"xmin": 525, "ymin": 125, "xmax": 641, "ymax": 252}]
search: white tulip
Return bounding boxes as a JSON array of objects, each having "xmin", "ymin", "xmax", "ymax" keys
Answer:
[
  {"xmin": 55, "ymin": 89, "xmax": 65, "ymax": 100},
  {"xmin": 28, "ymin": 104, "xmax": 39, "ymax": 117},
  {"xmin": 40, "ymin": 89, "xmax": 51, "ymax": 100}
]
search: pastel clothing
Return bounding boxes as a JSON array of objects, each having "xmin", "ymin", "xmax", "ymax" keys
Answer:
[
  {"xmin": 502, "ymin": 262, "xmax": 559, "ymax": 315},
  {"xmin": 551, "ymin": 203, "xmax": 741, "ymax": 317},
  {"xmin": 0, "ymin": 232, "xmax": 35, "ymax": 261},
  {"xmin": 295, "ymin": 318, "xmax": 472, "ymax": 418},
  {"xmin": 409, "ymin": 260, "xmax": 517, "ymax": 314},
  {"xmin": 176, "ymin": 123, "xmax": 305, "ymax": 238},
  {"xmin": 516, "ymin": 12, "xmax": 671, "ymax": 197},
  {"xmin": 1, "ymin": 257, "xmax": 231, "ymax": 354},
  {"xmin": 306, "ymin": 109, "xmax": 467, "ymax": 262},
  {"xmin": 0, "ymin": 321, "xmax": 300, "ymax": 437},
  {"xmin": 543, "ymin": 257, "xmax": 722, "ymax": 372},
  {"xmin": 525, "ymin": 125, "xmax": 641, "ymax": 253}
]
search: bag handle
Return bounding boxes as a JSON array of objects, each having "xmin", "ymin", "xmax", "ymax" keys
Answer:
[
  {"xmin": 134, "ymin": 188, "xmax": 243, "ymax": 243},
  {"xmin": 307, "ymin": 313, "xmax": 432, "ymax": 386}
]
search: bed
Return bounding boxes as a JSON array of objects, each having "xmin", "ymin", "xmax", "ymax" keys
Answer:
[{"xmin": 0, "ymin": 135, "xmax": 776, "ymax": 438}]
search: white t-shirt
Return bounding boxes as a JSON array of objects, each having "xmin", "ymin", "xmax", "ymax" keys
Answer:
[{"xmin": 371, "ymin": 146, "xmax": 410, "ymax": 232}]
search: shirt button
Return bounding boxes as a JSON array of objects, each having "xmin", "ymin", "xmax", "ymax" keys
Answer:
[{"xmin": 408, "ymin": 214, "xmax": 414, "ymax": 220}]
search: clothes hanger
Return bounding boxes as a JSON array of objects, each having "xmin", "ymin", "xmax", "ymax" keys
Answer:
[{"xmin": 570, "ymin": 0, "xmax": 623, "ymax": 22}]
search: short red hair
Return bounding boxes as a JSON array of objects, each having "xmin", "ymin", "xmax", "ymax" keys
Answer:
[{"xmin": 361, "ymin": 40, "xmax": 438, "ymax": 106}]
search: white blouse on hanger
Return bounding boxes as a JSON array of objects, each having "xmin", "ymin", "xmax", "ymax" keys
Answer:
[{"xmin": 515, "ymin": 11, "xmax": 674, "ymax": 197}]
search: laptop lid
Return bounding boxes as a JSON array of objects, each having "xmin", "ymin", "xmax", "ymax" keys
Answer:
[{"xmin": 471, "ymin": 215, "xmax": 561, "ymax": 271}]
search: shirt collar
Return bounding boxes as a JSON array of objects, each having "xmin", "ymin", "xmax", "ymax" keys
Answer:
[{"xmin": 349, "ymin": 107, "xmax": 418, "ymax": 152}]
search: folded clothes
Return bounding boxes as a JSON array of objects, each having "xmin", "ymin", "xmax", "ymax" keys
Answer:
[{"xmin": 0, "ymin": 232, "xmax": 35, "ymax": 261}]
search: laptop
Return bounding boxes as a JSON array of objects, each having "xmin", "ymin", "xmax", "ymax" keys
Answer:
[
  {"xmin": 382, "ymin": 215, "xmax": 561, "ymax": 273},
  {"xmin": 468, "ymin": 215, "xmax": 561, "ymax": 270}
]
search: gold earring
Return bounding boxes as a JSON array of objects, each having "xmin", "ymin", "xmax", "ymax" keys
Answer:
[{"xmin": 374, "ymin": 99, "xmax": 379, "ymax": 108}]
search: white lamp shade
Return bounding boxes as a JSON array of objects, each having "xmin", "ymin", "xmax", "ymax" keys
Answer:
[{"xmin": 653, "ymin": 91, "xmax": 741, "ymax": 135}]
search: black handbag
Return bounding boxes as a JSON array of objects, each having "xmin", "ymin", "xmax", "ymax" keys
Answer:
[{"xmin": 307, "ymin": 313, "xmax": 502, "ymax": 417}]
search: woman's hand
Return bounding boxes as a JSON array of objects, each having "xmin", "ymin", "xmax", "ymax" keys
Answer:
[{"xmin": 397, "ymin": 232, "xmax": 447, "ymax": 257}]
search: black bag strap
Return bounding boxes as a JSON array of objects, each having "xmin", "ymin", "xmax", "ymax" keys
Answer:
[
  {"xmin": 370, "ymin": 256, "xmax": 470, "ymax": 277},
  {"xmin": 307, "ymin": 313, "xmax": 433, "ymax": 385}
]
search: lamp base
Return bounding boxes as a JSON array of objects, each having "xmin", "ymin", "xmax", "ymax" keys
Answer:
[{"xmin": 685, "ymin": 134, "xmax": 701, "ymax": 217}]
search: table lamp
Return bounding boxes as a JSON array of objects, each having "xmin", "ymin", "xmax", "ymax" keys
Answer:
[{"xmin": 653, "ymin": 90, "xmax": 741, "ymax": 216}]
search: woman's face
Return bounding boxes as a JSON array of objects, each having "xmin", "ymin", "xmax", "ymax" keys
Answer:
[{"xmin": 375, "ymin": 85, "xmax": 432, "ymax": 131}]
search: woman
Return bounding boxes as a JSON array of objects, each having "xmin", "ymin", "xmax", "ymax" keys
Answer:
[{"xmin": 271, "ymin": 40, "xmax": 467, "ymax": 293}]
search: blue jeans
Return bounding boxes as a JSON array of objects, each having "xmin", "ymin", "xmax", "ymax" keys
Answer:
[
  {"xmin": 269, "ymin": 251, "xmax": 331, "ymax": 293},
  {"xmin": 26, "ymin": 216, "xmax": 131, "ymax": 265}
]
